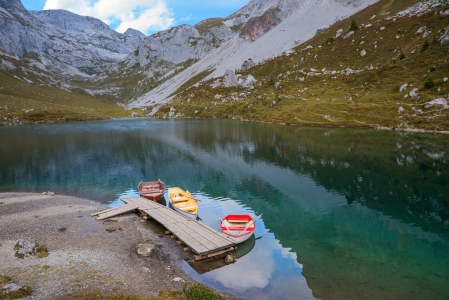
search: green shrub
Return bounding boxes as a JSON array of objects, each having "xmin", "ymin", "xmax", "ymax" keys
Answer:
[
  {"xmin": 325, "ymin": 35, "xmax": 335, "ymax": 45},
  {"xmin": 181, "ymin": 283, "xmax": 224, "ymax": 300},
  {"xmin": 399, "ymin": 52, "xmax": 406, "ymax": 60},
  {"xmin": 269, "ymin": 76, "xmax": 275, "ymax": 86},
  {"xmin": 349, "ymin": 19, "xmax": 358, "ymax": 31},
  {"xmin": 424, "ymin": 77, "xmax": 435, "ymax": 89},
  {"xmin": 0, "ymin": 286, "xmax": 32, "ymax": 299},
  {"xmin": 35, "ymin": 245, "xmax": 49, "ymax": 258},
  {"xmin": 422, "ymin": 40, "xmax": 429, "ymax": 52},
  {"xmin": 429, "ymin": 67, "xmax": 436, "ymax": 72}
]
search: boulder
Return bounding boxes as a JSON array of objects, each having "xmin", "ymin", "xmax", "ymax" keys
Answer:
[
  {"xmin": 416, "ymin": 26, "xmax": 426, "ymax": 34},
  {"xmin": 425, "ymin": 98, "xmax": 448, "ymax": 108},
  {"xmin": 360, "ymin": 50, "xmax": 366, "ymax": 57},
  {"xmin": 343, "ymin": 31, "xmax": 354, "ymax": 39},
  {"xmin": 241, "ymin": 60, "xmax": 255, "ymax": 71},
  {"xmin": 211, "ymin": 80, "xmax": 222, "ymax": 88},
  {"xmin": 15, "ymin": 240, "xmax": 36, "ymax": 258},
  {"xmin": 222, "ymin": 71, "xmax": 238, "ymax": 87},
  {"xmin": 137, "ymin": 243, "xmax": 155, "ymax": 257},
  {"xmin": 225, "ymin": 254, "xmax": 236, "ymax": 264},
  {"xmin": 243, "ymin": 75, "xmax": 257, "ymax": 88},
  {"xmin": 399, "ymin": 84, "xmax": 408, "ymax": 92},
  {"xmin": 335, "ymin": 29, "xmax": 343, "ymax": 38},
  {"xmin": 409, "ymin": 88, "xmax": 419, "ymax": 99},
  {"xmin": 2, "ymin": 283, "xmax": 23, "ymax": 292}
]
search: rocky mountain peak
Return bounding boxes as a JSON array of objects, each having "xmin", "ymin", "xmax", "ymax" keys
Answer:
[
  {"xmin": 125, "ymin": 28, "xmax": 145, "ymax": 38},
  {"xmin": 0, "ymin": 0, "xmax": 25, "ymax": 11}
]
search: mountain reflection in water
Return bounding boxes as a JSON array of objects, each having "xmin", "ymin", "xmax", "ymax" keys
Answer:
[{"xmin": 0, "ymin": 119, "xmax": 448, "ymax": 300}]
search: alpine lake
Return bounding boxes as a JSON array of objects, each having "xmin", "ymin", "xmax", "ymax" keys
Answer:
[{"xmin": 1, "ymin": 118, "xmax": 448, "ymax": 300}]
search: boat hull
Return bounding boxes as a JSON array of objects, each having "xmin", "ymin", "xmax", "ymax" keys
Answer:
[
  {"xmin": 138, "ymin": 179, "xmax": 166, "ymax": 202},
  {"xmin": 220, "ymin": 215, "xmax": 255, "ymax": 244},
  {"xmin": 141, "ymin": 193, "xmax": 164, "ymax": 202},
  {"xmin": 232, "ymin": 232, "xmax": 253, "ymax": 244}
]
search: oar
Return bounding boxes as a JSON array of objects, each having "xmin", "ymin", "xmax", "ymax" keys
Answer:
[
  {"xmin": 243, "ymin": 214, "xmax": 262, "ymax": 232},
  {"xmin": 180, "ymin": 192, "xmax": 201, "ymax": 202},
  {"xmin": 216, "ymin": 213, "xmax": 231, "ymax": 232}
]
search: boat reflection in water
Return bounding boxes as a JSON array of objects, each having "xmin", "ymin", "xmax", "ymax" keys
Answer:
[
  {"xmin": 157, "ymin": 197, "xmax": 167, "ymax": 206},
  {"xmin": 188, "ymin": 234, "xmax": 257, "ymax": 275}
]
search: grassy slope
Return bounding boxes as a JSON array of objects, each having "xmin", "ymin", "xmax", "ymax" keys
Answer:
[
  {"xmin": 0, "ymin": 54, "xmax": 141, "ymax": 126},
  {"xmin": 154, "ymin": 0, "xmax": 449, "ymax": 132}
]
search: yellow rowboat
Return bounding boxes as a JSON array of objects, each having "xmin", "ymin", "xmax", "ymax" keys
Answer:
[{"xmin": 168, "ymin": 187, "xmax": 199, "ymax": 219}]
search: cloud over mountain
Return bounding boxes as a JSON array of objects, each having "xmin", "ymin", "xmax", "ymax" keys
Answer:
[{"xmin": 43, "ymin": 0, "xmax": 175, "ymax": 34}]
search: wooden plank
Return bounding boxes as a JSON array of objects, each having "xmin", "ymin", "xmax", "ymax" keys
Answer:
[
  {"xmin": 173, "ymin": 223, "xmax": 220, "ymax": 252},
  {"xmin": 168, "ymin": 223, "xmax": 209, "ymax": 252},
  {"xmin": 184, "ymin": 247, "xmax": 191, "ymax": 252},
  {"xmin": 168, "ymin": 223, "xmax": 210, "ymax": 254},
  {"xmin": 170, "ymin": 235, "xmax": 177, "ymax": 239},
  {"xmin": 179, "ymin": 223, "xmax": 224, "ymax": 249},
  {"xmin": 117, "ymin": 196, "xmax": 236, "ymax": 255},
  {"xmin": 156, "ymin": 207, "xmax": 188, "ymax": 224},
  {"xmin": 142, "ymin": 209, "xmax": 174, "ymax": 225},
  {"xmin": 194, "ymin": 247, "xmax": 234, "ymax": 261},
  {"xmin": 90, "ymin": 206, "xmax": 124, "ymax": 217},
  {"xmin": 177, "ymin": 241, "xmax": 184, "ymax": 245},
  {"xmin": 193, "ymin": 220, "xmax": 235, "ymax": 243},
  {"xmin": 96, "ymin": 204, "xmax": 139, "ymax": 220},
  {"xmin": 182, "ymin": 220, "xmax": 233, "ymax": 249},
  {"xmin": 120, "ymin": 197, "xmax": 142, "ymax": 204}
]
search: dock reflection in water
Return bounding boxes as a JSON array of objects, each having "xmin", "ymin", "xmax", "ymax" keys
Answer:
[{"xmin": 188, "ymin": 235, "xmax": 256, "ymax": 275}]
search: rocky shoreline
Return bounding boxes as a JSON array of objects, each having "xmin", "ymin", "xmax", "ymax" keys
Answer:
[{"xmin": 0, "ymin": 192, "xmax": 242, "ymax": 299}]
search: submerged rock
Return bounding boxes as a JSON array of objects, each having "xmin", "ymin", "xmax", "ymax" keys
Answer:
[{"xmin": 225, "ymin": 254, "xmax": 236, "ymax": 264}]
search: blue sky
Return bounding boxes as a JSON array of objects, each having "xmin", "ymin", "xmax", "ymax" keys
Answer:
[{"xmin": 21, "ymin": 0, "xmax": 249, "ymax": 35}]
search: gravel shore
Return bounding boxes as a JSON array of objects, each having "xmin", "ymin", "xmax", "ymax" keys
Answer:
[{"xmin": 0, "ymin": 192, "xmax": 242, "ymax": 299}]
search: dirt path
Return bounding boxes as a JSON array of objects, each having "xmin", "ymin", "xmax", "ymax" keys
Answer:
[{"xmin": 0, "ymin": 192, "xmax": 242, "ymax": 299}]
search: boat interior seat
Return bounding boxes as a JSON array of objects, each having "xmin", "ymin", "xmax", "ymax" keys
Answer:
[
  {"xmin": 181, "ymin": 206, "xmax": 197, "ymax": 210},
  {"xmin": 173, "ymin": 198, "xmax": 189, "ymax": 203},
  {"xmin": 223, "ymin": 220, "xmax": 251, "ymax": 227}
]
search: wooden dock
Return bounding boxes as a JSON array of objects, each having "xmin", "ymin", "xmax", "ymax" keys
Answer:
[{"xmin": 91, "ymin": 197, "xmax": 235, "ymax": 260}]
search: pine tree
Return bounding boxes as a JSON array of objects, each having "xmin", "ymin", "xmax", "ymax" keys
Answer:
[{"xmin": 349, "ymin": 19, "xmax": 358, "ymax": 31}]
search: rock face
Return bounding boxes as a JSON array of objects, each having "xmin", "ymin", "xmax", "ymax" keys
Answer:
[
  {"xmin": 0, "ymin": 1, "xmax": 145, "ymax": 74},
  {"xmin": 128, "ymin": 24, "xmax": 234, "ymax": 69},
  {"xmin": 441, "ymin": 25, "xmax": 449, "ymax": 46}
]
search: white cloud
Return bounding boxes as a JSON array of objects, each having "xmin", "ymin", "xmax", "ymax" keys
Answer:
[{"xmin": 43, "ymin": 0, "xmax": 175, "ymax": 34}]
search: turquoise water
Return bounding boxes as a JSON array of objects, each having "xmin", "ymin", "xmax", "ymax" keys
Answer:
[{"xmin": 1, "ymin": 119, "xmax": 449, "ymax": 300}]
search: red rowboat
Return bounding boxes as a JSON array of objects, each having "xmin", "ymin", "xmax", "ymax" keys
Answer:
[
  {"xmin": 219, "ymin": 215, "xmax": 255, "ymax": 244},
  {"xmin": 138, "ymin": 179, "xmax": 166, "ymax": 202}
]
